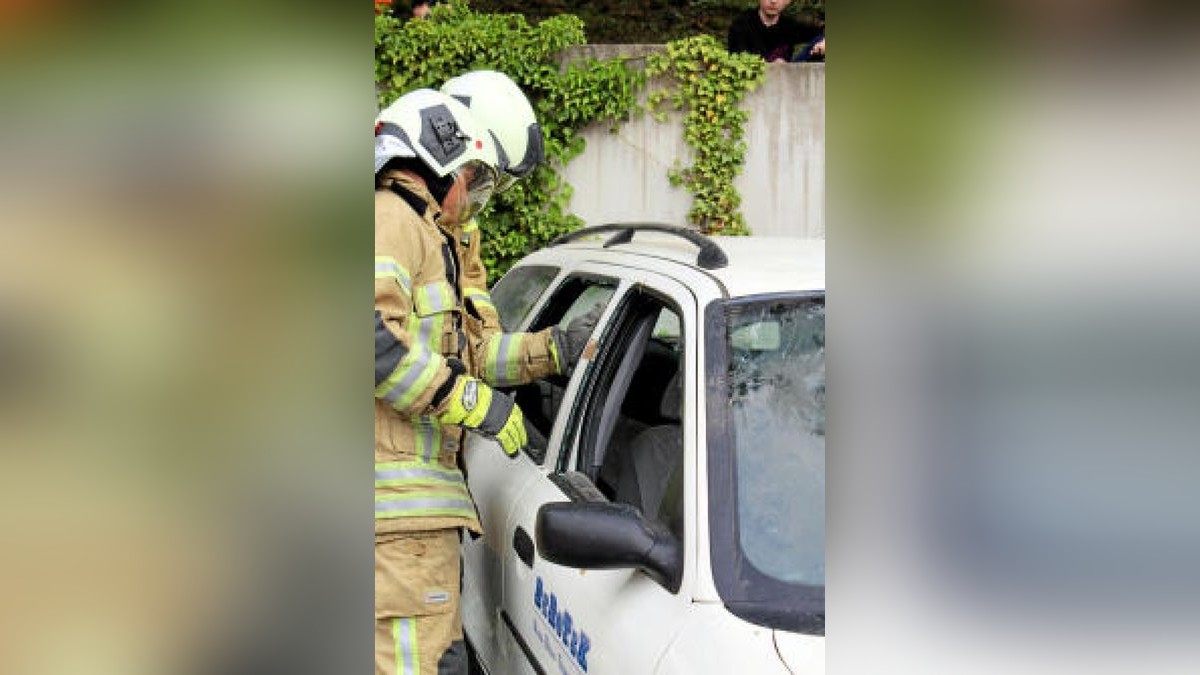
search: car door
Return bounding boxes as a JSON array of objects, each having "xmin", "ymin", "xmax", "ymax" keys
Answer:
[
  {"xmin": 461, "ymin": 263, "xmax": 563, "ymax": 669},
  {"xmin": 462, "ymin": 266, "xmax": 620, "ymax": 674},
  {"xmin": 500, "ymin": 268, "xmax": 701, "ymax": 675}
]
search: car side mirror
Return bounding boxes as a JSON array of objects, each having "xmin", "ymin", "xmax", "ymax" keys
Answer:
[{"xmin": 535, "ymin": 501, "xmax": 682, "ymax": 593}]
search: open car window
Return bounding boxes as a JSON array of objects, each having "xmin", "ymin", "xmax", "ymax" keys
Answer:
[
  {"xmin": 564, "ymin": 290, "xmax": 687, "ymax": 550},
  {"xmin": 509, "ymin": 274, "xmax": 617, "ymax": 463}
]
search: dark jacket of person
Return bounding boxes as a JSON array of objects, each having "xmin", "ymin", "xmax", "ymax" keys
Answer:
[{"xmin": 727, "ymin": 8, "xmax": 818, "ymax": 62}]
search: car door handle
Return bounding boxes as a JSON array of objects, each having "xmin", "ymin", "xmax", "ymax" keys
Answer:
[{"xmin": 513, "ymin": 526, "xmax": 535, "ymax": 568}]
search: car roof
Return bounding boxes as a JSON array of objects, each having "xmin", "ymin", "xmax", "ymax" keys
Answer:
[{"xmin": 541, "ymin": 230, "xmax": 825, "ymax": 298}]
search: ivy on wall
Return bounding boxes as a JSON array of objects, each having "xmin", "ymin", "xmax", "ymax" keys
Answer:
[
  {"xmin": 375, "ymin": 2, "xmax": 764, "ymax": 276},
  {"xmin": 647, "ymin": 35, "xmax": 765, "ymax": 235}
]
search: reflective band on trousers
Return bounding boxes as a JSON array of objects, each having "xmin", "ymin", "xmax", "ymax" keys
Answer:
[
  {"xmin": 376, "ymin": 343, "xmax": 441, "ymax": 412},
  {"xmin": 375, "ymin": 256, "xmax": 412, "ymax": 296},
  {"xmin": 393, "ymin": 617, "xmax": 418, "ymax": 675},
  {"xmin": 484, "ymin": 333, "xmax": 523, "ymax": 386},
  {"xmin": 374, "ymin": 493, "xmax": 476, "ymax": 520}
]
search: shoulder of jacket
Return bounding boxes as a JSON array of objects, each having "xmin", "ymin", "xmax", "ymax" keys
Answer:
[{"xmin": 376, "ymin": 188, "xmax": 425, "ymax": 222}]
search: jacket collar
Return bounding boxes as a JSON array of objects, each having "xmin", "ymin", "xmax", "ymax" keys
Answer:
[{"xmin": 380, "ymin": 169, "xmax": 443, "ymax": 224}]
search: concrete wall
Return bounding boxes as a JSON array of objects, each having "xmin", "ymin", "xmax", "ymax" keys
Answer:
[{"xmin": 558, "ymin": 46, "xmax": 824, "ymax": 238}]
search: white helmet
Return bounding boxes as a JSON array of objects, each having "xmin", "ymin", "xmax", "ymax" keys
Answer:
[
  {"xmin": 375, "ymin": 88, "xmax": 500, "ymax": 220},
  {"xmin": 441, "ymin": 70, "xmax": 544, "ymax": 192}
]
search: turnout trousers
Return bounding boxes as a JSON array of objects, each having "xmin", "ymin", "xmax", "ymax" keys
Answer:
[{"xmin": 375, "ymin": 529, "xmax": 466, "ymax": 675}]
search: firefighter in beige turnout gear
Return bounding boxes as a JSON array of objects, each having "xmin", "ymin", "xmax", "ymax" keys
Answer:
[
  {"xmin": 439, "ymin": 71, "xmax": 574, "ymax": 390},
  {"xmin": 374, "ymin": 87, "xmax": 591, "ymax": 675}
]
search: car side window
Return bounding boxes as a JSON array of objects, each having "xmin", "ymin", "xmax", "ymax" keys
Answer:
[
  {"xmin": 490, "ymin": 265, "xmax": 559, "ymax": 332},
  {"xmin": 570, "ymin": 291, "xmax": 686, "ymax": 545},
  {"xmin": 509, "ymin": 274, "xmax": 617, "ymax": 463}
]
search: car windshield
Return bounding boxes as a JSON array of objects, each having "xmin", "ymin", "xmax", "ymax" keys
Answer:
[{"xmin": 707, "ymin": 294, "xmax": 824, "ymax": 633}]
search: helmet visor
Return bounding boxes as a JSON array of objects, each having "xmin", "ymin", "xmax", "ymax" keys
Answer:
[{"xmin": 458, "ymin": 160, "xmax": 498, "ymax": 222}]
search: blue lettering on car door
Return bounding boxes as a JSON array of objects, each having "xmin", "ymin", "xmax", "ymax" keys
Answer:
[{"xmin": 533, "ymin": 576, "xmax": 592, "ymax": 672}]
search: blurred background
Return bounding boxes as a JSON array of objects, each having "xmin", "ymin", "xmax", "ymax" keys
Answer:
[
  {"xmin": 0, "ymin": 2, "xmax": 370, "ymax": 673},
  {"xmin": 3, "ymin": 0, "xmax": 1200, "ymax": 672},
  {"xmin": 832, "ymin": 1, "xmax": 1200, "ymax": 672}
]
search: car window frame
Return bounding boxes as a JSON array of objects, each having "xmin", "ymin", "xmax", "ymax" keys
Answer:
[
  {"xmin": 704, "ymin": 291, "xmax": 826, "ymax": 635},
  {"xmin": 512, "ymin": 271, "xmax": 621, "ymax": 464},
  {"xmin": 546, "ymin": 285, "xmax": 689, "ymax": 594},
  {"xmin": 561, "ymin": 288, "xmax": 684, "ymax": 475}
]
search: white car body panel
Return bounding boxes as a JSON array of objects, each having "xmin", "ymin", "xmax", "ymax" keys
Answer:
[
  {"xmin": 462, "ymin": 230, "xmax": 825, "ymax": 675},
  {"xmin": 656, "ymin": 603, "xmax": 790, "ymax": 675}
]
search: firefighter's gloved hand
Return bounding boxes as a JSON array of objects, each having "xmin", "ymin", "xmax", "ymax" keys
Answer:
[
  {"xmin": 438, "ymin": 374, "xmax": 526, "ymax": 456},
  {"xmin": 552, "ymin": 304, "xmax": 603, "ymax": 376}
]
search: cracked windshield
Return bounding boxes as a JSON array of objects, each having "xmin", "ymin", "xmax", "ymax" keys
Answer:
[{"xmin": 729, "ymin": 297, "xmax": 825, "ymax": 586}]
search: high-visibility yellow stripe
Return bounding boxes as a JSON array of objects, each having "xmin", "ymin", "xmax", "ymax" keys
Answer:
[
  {"xmin": 484, "ymin": 334, "xmax": 524, "ymax": 386},
  {"xmin": 408, "ymin": 313, "xmax": 445, "ymax": 358},
  {"xmin": 376, "ymin": 344, "xmax": 442, "ymax": 412},
  {"xmin": 375, "ymin": 459, "xmax": 463, "ymax": 473},
  {"xmin": 464, "ymin": 287, "xmax": 496, "ymax": 312},
  {"xmin": 484, "ymin": 334, "xmax": 503, "ymax": 383},
  {"xmin": 375, "ymin": 256, "xmax": 412, "ymax": 295},
  {"xmin": 374, "ymin": 492, "xmax": 476, "ymax": 520},
  {"xmin": 374, "ymin": 481, "xmax": 471, "ymax": 504},
  {"xmin": 374, "ymin": 458, "xmax": 464, "ymax": 488},
  {"xmin": 413, "ymin": 281, "xmax": 455, "ymax": 315},
  {"xmin": 394, "ymin": 617, "xmax": 416, "ymax": 675},
  {"xmin": 410, "ymin": 417, "xmax": 442, "ymax": 463}
]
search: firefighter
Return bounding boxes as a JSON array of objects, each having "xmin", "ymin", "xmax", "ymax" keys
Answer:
[
  {"xmin": 373, "ymin": 87, "xmax": 591, "ymax": 675},
  {"xmin": 438, "ymin": 71, "xmax": 598, "ymax": 393},
  {"xmin": 374, "ymin": 88, "xmax": 513, "ymax": 675}
]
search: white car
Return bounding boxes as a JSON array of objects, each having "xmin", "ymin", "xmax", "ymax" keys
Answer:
[{"xmin": 462, "ymin": 225, "xmax": 825, "ymax": 675}]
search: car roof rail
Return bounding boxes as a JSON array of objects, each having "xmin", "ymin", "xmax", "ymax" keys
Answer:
[{"xmin": 550, "ymin": 223, "xmax": 729, "ymax": 270}]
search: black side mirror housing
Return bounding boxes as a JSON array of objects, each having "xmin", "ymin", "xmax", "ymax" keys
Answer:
[{"xmin": 535, "ymin": 501, "xmax": 683, "ymax": 593}]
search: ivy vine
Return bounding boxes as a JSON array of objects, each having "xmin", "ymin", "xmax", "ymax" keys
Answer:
[
  {"xmin": 375, "ymin": 4, "xmax": 765, "ymax": 274},
  {"xmin": 375, "ymin": 1, "xmax": 643, "ymax": 277},
  {"xmin": 646, "ymin": 34, "xmax": 765, "ymax": 235}
]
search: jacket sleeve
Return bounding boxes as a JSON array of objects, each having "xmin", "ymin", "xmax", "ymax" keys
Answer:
[
  {"xmin": 458, "ymin": 221, "xmax": 562, "ymax": 387},
  {"xmin": 374, "ymin": 199, "xmax": 455, "ymax": 417}
]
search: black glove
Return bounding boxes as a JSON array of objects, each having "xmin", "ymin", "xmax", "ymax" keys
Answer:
[{"xmin": 552, "ymin": 304, "xmax": 603, "ymax": 375}]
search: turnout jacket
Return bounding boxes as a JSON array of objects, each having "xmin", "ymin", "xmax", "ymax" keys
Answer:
[{"xmin": 374, "ymin": 171, "xmax": 560, "ymax": 536}]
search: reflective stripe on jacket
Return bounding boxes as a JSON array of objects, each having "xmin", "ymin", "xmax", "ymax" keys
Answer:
[
  {"xmin": 455, "ymin": 219, "xmax": 561, "ymax": 387},
  {"xmin": 375, "ymin": 172, "xmax": 479, "ymax": 535}
]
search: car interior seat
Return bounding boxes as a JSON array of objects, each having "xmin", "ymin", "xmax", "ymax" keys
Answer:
[
  {"xmin": 614, "ymin": 370, "xmax": 683, "ymax": 531},
  {"xmin": 597, "ymin": 337, "xmax": 677, "ymax": 496}
]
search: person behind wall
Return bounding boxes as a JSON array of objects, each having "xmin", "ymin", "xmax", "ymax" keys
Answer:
[
  {"xmin": 727, "ymin": 0, "xmax": 822, "ymax": 63},
  {"xmin": 410, "ymin": 0, "xmax": 436, "ymax": 19},
  {"xmin": 373, "ymin": 87, "xmax": 595, "ymax": 675}
]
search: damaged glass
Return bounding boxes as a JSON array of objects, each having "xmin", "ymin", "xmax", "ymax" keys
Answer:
[{"xmin": 728, "ymin": 298, "xmax": 825, "ymax": 587}]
